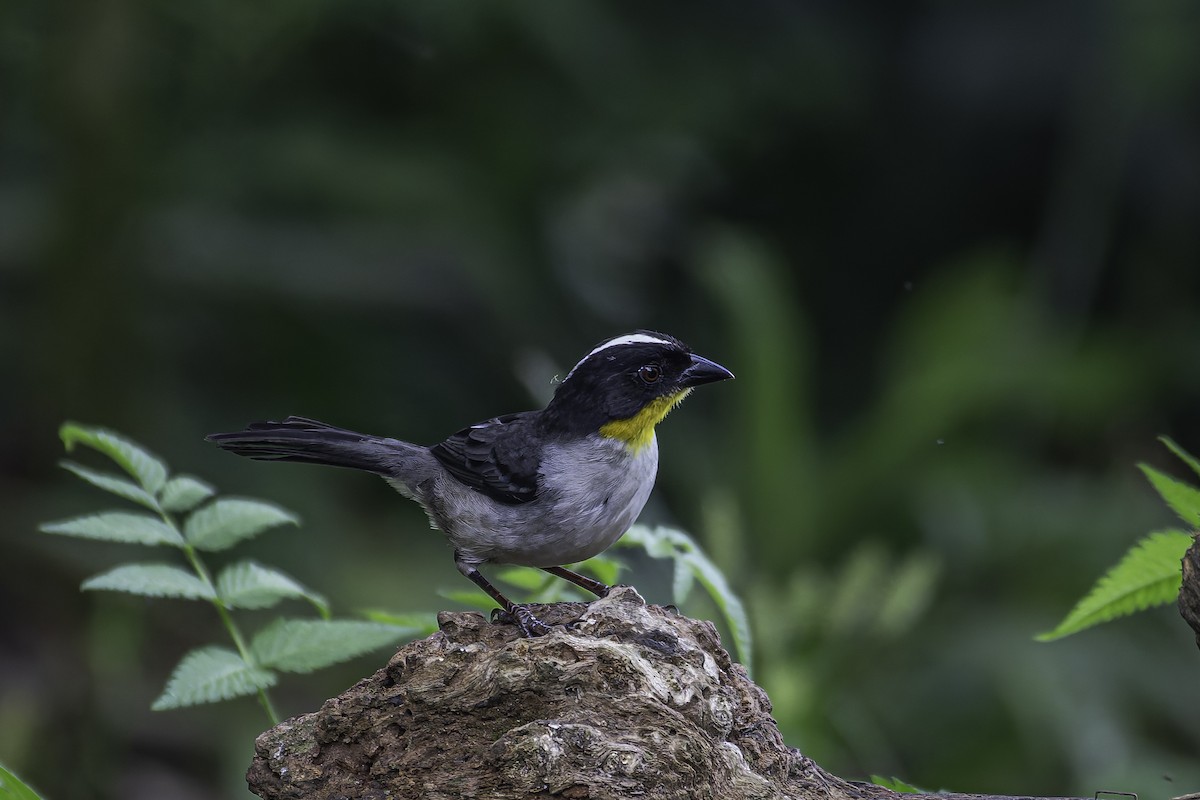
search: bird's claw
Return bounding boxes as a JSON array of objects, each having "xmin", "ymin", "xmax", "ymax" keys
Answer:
[{"xmin": 490, "ymin": 605, "xmax": 552, "ymax": 637}]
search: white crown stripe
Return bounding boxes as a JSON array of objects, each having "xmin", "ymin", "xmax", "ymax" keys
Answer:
[{"xmin": 564, "ymin": 333, "xmax": 674, "ymax": 381}]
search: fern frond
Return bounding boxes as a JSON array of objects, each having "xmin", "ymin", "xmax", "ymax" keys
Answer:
[
  {"xmin": 40, "ymin": 512, "xmax": 185, "ymax": 548},
  {"xmin": 152, "ymin": 646, "xmax": 276, "ymax": 710},
  {"xmin": 159, "ymin": 475, "xmax": 215, "ymax": 513},
  {"xmin": 1138, "ymin": 463, "xmax": 1200, "ymax": 528},
  {"xmin": 1160, "ymin": 436, "xmax": 1200, "ymax": 481},
  {"xmin": 59, "ymin": 461, "xmax": 159, "ymax": 511},
  {"xmin": 83, "ymin": 563, "xmax": 215, "ymax": 600},
  {"xmin": 183, "ymin": 498, "xmax": 298, "ymax": 551},
  {"xmin": 250, "ymin": 619, "xmax": 411, "ymax": 673},
  {"xmin": 0, "ymin": 762, "xmax": 46, "ymax": 800},
  {"xmin": 217, "ymin": 560, "xmax": 328, "ymax": 617},
  {"xmin": 1037, "ymin": 529, "xmax": 1192, "ymax": 641},
  {"xmin": 60, "ymin": 423, "xmax": 168, "ymax": 494}
]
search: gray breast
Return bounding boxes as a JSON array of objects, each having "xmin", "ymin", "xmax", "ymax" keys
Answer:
[{"xmin": 429, "ymin": 435, "xmax": 659, "ymax": 568}]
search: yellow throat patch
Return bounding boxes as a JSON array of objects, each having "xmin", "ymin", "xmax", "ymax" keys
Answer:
[{"xmin": 599, "ymin": 389, "xmax": 692, "ymax": 453}]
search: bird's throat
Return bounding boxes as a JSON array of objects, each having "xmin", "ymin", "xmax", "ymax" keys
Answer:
[{"xmin": 599, "ymin": 389, "xmax": 692, "ymax": 453}]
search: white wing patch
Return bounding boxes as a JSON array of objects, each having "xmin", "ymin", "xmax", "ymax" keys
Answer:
[{"xmin": 564, "ymin": 333, "xmax": 675, "ymax": 381}]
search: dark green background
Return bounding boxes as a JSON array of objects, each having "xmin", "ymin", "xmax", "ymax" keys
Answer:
[{"xmin": 3, "ymin": 1, "xmax": 1199, "ymax": 798}]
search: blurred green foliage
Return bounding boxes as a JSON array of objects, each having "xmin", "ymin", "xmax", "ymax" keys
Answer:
[{"xmin": 3, "ymin": 1, "xmax": 1200, "ymax": 799}]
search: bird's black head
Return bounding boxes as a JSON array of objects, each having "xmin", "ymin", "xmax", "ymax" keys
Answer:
[{"xmin": 541, "ymin": 331, "xmax": 734, "ymax": 446}]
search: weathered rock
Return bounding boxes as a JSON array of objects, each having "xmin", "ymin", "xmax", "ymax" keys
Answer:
[
  {"xmin": 246, "ymin": 587, "xmax": 1086, "ymax": 800},
  {"xmin": 248, "ymin": 588, "xmax": 837, "ymax": 799},
  {"xmin": 1179, "ymin": 532, "xmax": 1200, "ymax": 651}
]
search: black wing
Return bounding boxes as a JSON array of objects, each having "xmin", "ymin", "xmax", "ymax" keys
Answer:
[{"xmin": 429, "ymin": 412, "xmax": 542, "ymax": 504}]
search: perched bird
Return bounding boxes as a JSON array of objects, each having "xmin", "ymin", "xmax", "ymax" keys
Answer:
[{"xmin": 207, "ymin": 331, "xmax": 733, "ymax": 636}]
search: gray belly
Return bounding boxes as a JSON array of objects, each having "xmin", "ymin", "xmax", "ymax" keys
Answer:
[{"xmin": 425, "ymin": 436, "xmax": 658, "ymax": 568}]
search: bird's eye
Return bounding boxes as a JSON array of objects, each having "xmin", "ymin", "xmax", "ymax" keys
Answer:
[{"xmin": 637, "ymin": 364, "xmax": 662, "ymax": 384}]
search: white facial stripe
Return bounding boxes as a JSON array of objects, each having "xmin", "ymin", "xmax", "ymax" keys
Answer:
[{"xmin": 565, "ymin": 333, "xmax": 675, "ymax": 381}]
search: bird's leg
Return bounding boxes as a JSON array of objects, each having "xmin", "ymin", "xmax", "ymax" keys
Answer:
[
  {"xmin": 541, "ymin": 565, "xmax": 611, "ymax": 598},
  {"xmin": 454, "ymin": 552, "xmax": 551, "ymax": 637}
]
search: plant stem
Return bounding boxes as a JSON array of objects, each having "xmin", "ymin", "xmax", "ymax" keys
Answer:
[
  {"xmin": 161, "ymin": 501, "xmax": 281, "ymax": 727},
  {"xmin": 180, "ymin": 543, "xmax": 281, "ymax": 726}
]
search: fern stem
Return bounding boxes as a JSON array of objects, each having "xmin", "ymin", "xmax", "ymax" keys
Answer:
[
  {"xmin": 181, "ymin": 544, "xmax": 281, "ymax": 726},
  {"xmin": 212, "ymin": 603, "xmax": 280, "ymax": 723},
  {"xmin": 161, "ymin": 498, "xmax": 282, "ymax": 727}
]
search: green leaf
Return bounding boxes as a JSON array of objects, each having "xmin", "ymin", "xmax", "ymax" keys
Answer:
[
  {"xmin": 616, "ymin": 524, "xmax": 675, "ymax": 559},
  {"xmin": 1138, "ymin": 463, "xmax": 1200, "ymax": 527},
  {"xmin": 59, "ymin": 461, "xmax": 159, "ymax": 511},
  {"xmin": 870, "ymin": 775, "xmax": 926, "ymax": 794},
  {"xmin": 60, "ymin": 422, "xmax": 168, "ymax": 494},
  {"xmin": 251, "ymin": 619, "xmax": 410, "ymax": 673},
  {"xmin": 575, "ymin": 555, "xmax": 621, "ymax": 588},
  {"xmin": 40, "ymin": 511, "xmax": 184, "ymax": 547},
  {"xmin": 183, "ymin": 498, "xmax": 298, "ymax": 551},
  {"xmin": 359, "ymin": 609, "xmax": 440, "ymax": 636},
  {"xmin": 82, "ymin": 563, "xmax": 215, "ymax": 600},
  {"xmin": 495, "ymin": 567, "xmax": 550, "ymax": 591},
  {"xmin": 159, "ymin": 475, "xmax": 215, "ymax": 513},
  {"xmin": 1037, "ymin": 529, "xmax": 1192, "ymax": 641},
  {"xmin": 217, "ymin": 561, "xmax": 328, "ymax": 616},
  {"xmin": 0, "ymin": 763, "xmax": 46, "ymax": 800},
  {"xmin": 672, "ymin": 557, "xmax": 695, "ymax": 604},
  {"xmin": 152, "ymin": 646, "xmax": 276, "ymax": 710},
  {"xmin": 1160, "ymin": 435, "xmax": 1200, "ymax": 481},
  {"xmin": 438, "ymin": 589, "xmax": 498, "ymax": 612}
]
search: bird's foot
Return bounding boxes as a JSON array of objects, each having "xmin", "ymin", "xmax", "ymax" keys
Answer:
[{"xmin": 490, "ymin": 605, "xmax": 553, "ymax": 637}]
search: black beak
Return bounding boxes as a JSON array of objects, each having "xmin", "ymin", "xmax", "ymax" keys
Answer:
[{"xmin": 680, "ymin": 353, "xmax": 735, "ymax": 388}]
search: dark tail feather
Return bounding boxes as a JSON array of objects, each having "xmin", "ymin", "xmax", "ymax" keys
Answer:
[{"xmin": 207, "ymin": 416, "xmax": 393, "ymax": 474}]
